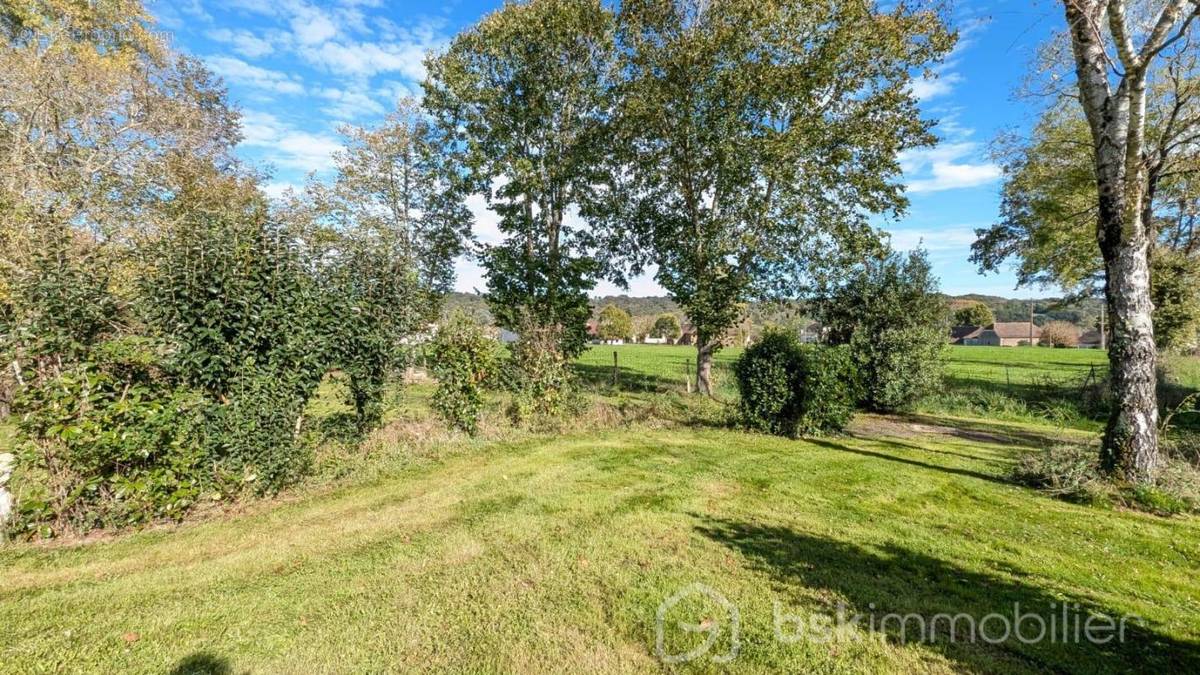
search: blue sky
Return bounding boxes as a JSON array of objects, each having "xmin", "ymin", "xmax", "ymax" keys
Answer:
[{"xmin": 150, "ymin": 0, "xmax": 1068, "ymax": 298}]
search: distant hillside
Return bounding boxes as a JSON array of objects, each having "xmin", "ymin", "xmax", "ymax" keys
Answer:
[
  {"xmin": 442, "ymin": 291, "xmax": 1104, "ymax": 329},
  {"xmin": 949, "ymin": 294, "xmax": 1104, "ymax": 327}
]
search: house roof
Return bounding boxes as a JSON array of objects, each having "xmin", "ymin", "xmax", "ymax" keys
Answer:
[
  {"xmin": 1079, "ymin": 329, "xmax": 1103, "ymax": 344},
  {"xmin": 950, "ymin": 325, "xmax": 983, "ymax": 340},
  {"xmin": 986, "ymin": 322, "xmax": 1042, "ymax": 339}
]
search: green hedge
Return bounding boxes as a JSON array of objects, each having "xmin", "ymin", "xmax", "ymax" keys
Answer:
[{"xmin": 734, "ymin": 330, "xmax": 859, "ymax": 437}]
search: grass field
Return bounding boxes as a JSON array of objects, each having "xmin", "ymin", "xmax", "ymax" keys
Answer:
[
  {"xmin": 3, "ymin": 417, "xmax": 1199, "ymax": 673},
  {"xmin": 576, "ymin": 344, "xmax": 1200, "ymax": 431},
  {"xmin": 575, "ymin": 344, "xmax": 1114, "ymax": 395},
  {"xmin": 3, "ymin": 346, "xmax": 1199, "ymax": 673}
]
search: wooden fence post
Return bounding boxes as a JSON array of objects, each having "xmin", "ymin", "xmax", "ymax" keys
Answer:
[
  {"xmin": 685, "ymin": 359, "xmax": 692, "ymax": 394},
  {"xmin": 611, "ymin": 350, "xmax": 619, "ymax": 387}
]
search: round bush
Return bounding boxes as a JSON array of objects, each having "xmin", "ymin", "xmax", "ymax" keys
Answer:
[{"xmin": 734, "ymin": 330, "xmax": 859, "ymax": 437}]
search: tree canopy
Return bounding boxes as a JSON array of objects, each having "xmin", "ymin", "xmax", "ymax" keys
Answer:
[
  {"xmin": 609, "ymin": 0, "xmax": 954, "ymax": 393},
  {"xmin": 596, "ymin": 304, "xmax": 633, "ymax": 342},
  {"xmin": 423, "ymin": 0, "xmax": 623, "ymax": 358},
  {"xmin": 953, "ymin": 303, "xmax": 995, "ymax": 328}
]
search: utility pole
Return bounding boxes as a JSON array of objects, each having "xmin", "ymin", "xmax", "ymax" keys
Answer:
[
  {"xmin": 1099, "ymin": 302, "xmax": 1106, "ymax": 350},
  {"xmin": 1029, "ymin": 299, "xmax": 1035, "ymax": 346}
]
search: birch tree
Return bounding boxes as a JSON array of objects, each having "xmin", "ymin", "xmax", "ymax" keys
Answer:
[{"xmin": 1059, "ymin": 0, "xmax": 1200, "ymax": 482}]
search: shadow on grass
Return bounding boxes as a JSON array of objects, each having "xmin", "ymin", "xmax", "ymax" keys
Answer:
[
  {"xmin": 169, "ymin": 652, "xmax": 231, "ymax": 675},
  {"xmin": 573, "ymin": 362, "xmax": 677, "ymax": 392},
  {"xmin": 805, "ymin": 437, "xmax": 1013, "ymax": 486},
  {"xmin": 696, "ymin": 518, "xmax": 1200, "ymax": 673},
  {"xmin": 895, "ymin": 413, "xmax": 1084, "ymax": 448}
]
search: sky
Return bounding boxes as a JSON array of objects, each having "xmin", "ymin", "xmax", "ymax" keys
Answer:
[{"xmin": 150, "ymin": 0, "xmax": 1071, "ymax": 299}]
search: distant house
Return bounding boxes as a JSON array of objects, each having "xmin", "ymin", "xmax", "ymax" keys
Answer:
[
  {"xmin": 950, "ymin": 325, "xmax": 984, "ymax": 345},
  {"xmin": 976, "ymin": 322, "xmax": 1042, "ymax": 347},
  {"xmin": 951, "ymin": 322, "xmax": 1042, "ymax": 347}
]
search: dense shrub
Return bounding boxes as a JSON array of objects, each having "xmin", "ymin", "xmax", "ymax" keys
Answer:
[
  {"xmin": 140, "ymin": 177, "xmax": 328, "ymax": 490},
  {"xmin": 818, "ymin": 249, "xmax": 948, "ymax": 412},
  {"xmin": 734, "ymin": 330, "xmax": 858, "ymax": 437},
  {"xmin": 204, "ymin": 368, "xmax": 311, "ymax": 493},
  {"xmin": 7, "ymin": 338, "xmax": 210, "ymax": 537},
  {"xmin": 428, "ymin": 316, "xmax": 501, "ymax": 434}
]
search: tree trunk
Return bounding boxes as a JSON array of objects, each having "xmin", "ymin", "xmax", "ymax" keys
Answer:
[
  {"xmin": 696, "ymin": 339, "xmax": 714, "ymax": 397},
  {"xmin": 1099, "ymin": 209, "xmax": 1161, "ymax": 483},
  {"xmin": 1057, "ymin": 0, "xmax": 1194, "ymax": 485}
]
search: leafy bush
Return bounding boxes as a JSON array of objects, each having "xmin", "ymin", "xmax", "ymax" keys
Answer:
[
  {"xmin": 818, "ymin": 249, "xmax": 948, "ymax": 412},
  {"xmin": 953, "ymin": 302, "xmax": 994, "ymax": 327},
  {"xmin": 428, "ymin": 316, "xmax": 501, "ymax": 434},
  {"xmin": 204, "ymin": 368, "xmax": 312, "ymax": 494},
  {"xmin": 7, "ymin": 338, "xmax": 210, "ymax": 537},
  {"xmin": 733, "ymin": 329, "xmax": 858, "ymax": 437}
]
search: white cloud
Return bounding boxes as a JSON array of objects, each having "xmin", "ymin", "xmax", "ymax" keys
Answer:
[
  {"xmin": 298, "ymin": 38, "xmax": 432, "ymax": 79},
  {"xmin": 886, "ymin": 226, "xmax": 979, "ymax": 252},
  {"xmin": 207, "ymin": 56, "xmax": 305, "ymax": 95},
  {"xmin": 291, "ymin": 5, "xmax": 339, "ymax": 45},
  {"xmin": 464, "ymin": 193, "xmax": 505, "ymax": 245},
  {"xmin": 317, "ymin": 87, "xmax": 386, "ymax": 119},
  {"xmin": 226, "ymin": 0, "xmax": 278, "ymax": 15},
  {"xmin": 453, "ymin": 256, "xmax": 488, "ymax": 294},
  {"xmin": 901, "ymin": 142, "xmax": 1001, "ymax": 194},
  {"xmin": 206, "ymin": 28, "xmax": 275, "ymax": 58},
  {"xmin": 261, "ymin": 180, "xmax": 301, "ymax": 201},
  {"xmin": 239, "ymin": 110, "xmax": 341, "ymax": 174},
  {"xmin": 911, "ymin": 72, "xmax": 962, "ymax": 101},
  {"xmin": 908, "ymin": 162, "xmax": 1002, "ymax": 194}
]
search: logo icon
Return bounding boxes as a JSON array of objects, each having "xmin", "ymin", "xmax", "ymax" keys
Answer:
[{"xmin": 655, "ymin": 583, "xmax": 740, "ymax": 664}]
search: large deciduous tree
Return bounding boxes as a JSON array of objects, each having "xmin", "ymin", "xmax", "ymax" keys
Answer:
[
  {"xmin": 973, "ymin": 94, "xmax": 1200, "ymax": 349},
  {"xmin": 1058, "ymin": 0, "xmax": 1200, "ymax": 482},
  {"xmin": 423, "ymin": 0, "xmax": 621, "ymax": 359},
  {"xmin": 612, "ymin": 0, "xmax": 954, "ymax": 395},
  {"xmin": 1, "ymin": 0, "xmax": 238, "ymax": 389},
  {"xmin": 596, "ymin": 304, "xmax": 633, "ymax": 342},
  {"xmin": 954, "ymin": 302, "xmax": 996, "ymax": 328}
]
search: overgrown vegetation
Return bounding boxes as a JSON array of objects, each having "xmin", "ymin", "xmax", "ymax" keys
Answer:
[
  {"xmin": 0, "ymin": 4, "xmax": 463, "ymax": 537},
  {"xmin": 1014, "ymin": 442, "xmax": 1199, "ymax": 516},
  {"xmin": 428, "ymin": 316, "xmax": 500, "ymax": 435}
]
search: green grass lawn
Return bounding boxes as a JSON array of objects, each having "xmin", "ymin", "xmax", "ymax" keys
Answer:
[
  {"xmin": 577, "ymin": 344, "xmax": 1200, "ymax": 431},
  {"xmin": 3, "ymin": 415, "xmax": 1199, "ymax": 673}
]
